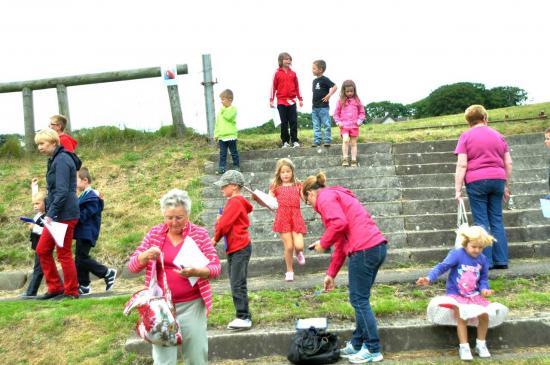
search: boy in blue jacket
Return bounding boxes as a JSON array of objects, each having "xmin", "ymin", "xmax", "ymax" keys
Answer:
[{"xmin": 74, "ymin": 167, "xmax": 117, "ymax": 295}]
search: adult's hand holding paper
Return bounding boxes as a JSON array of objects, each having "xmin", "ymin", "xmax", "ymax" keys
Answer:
[
  {"xmin": 173, "ymin": 236, "xmax": 209, "ymax": 287},
  {"xmin": 44, "ymin": 220, "xmax": 68, "ymax": 247}
]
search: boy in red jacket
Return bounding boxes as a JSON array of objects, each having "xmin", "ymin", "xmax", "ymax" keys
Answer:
[{"xmin": 212, "ymin": 170, "xmax": 253, "ymax": 329}]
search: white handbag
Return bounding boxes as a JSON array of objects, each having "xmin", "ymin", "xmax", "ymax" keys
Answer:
[{"xmin": 455, "ymin": 199, "xmax": 469, "ymax": 249}]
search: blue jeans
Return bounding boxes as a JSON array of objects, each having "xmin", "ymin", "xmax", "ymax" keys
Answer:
[
  {"xmin": 466, "ymin": 179, "xmax": 509, "ymax": 266},
  {"xmin": 218, "ymin": 139, "xmax": 239, "ymax": 173},
  {"xmin": 311, "ymin": 107, "xmax": 331, "ymax": 145},
  {"xmin": 348, "ymin": 243, "xmax": 387, "ymax": 353}
]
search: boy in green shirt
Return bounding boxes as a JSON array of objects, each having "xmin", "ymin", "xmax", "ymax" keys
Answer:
[{"xmin": 214, "ymin": 89, "xmax": 240, "ymax": 174}]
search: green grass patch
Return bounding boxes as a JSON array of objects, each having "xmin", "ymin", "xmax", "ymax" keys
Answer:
[{"xmin": 0, "ymin": 275, "xmax": 547, "ymax": 364}]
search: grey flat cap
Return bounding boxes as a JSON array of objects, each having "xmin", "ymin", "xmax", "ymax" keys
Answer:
[{"xmin": 213, "ymin": 170, "xmax": 245, "ymax": 187}]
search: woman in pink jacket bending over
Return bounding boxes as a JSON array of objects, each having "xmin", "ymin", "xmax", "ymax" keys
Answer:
[
  {"xmin": 333, "ymin": 80, "xmax": 365, "ymax": 167},
  {"xmin": 304, "ymin": 172, "xmax": 387, "ymax": 364}
]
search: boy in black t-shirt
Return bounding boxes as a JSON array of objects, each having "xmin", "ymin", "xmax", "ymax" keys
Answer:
[{"xmin": 311, "ymin": 60, "xmax": 337, "ymax": 147}]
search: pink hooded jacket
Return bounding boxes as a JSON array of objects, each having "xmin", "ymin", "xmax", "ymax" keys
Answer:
[
  {"xmin": 314, "ymin": 186, "xmax": 387, "ymax": 278},
  {"xmin": 333, "ymin": 97, "xmax": 365, "ymax": 129}
]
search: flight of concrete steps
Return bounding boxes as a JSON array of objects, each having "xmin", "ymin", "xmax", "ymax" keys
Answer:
[
  {"xmin": 200, "ymin": 133, "xmax": 550, "ymax": 278},
  {"xmin": 126, "ymin": 132, "xmax": 550, "ymax": 362}
]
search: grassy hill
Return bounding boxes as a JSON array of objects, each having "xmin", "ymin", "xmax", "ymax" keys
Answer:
[{"xmin": 0, "ymin": 102, "xmax": 549, "ymax": 270}]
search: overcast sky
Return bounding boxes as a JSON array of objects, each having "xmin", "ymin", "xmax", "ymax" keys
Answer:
[{"xmin": 0, "ymin": 0, "xmax": 548, "ymax": 135}]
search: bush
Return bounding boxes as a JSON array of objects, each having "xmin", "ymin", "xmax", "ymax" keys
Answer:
[
  {"xmin": 0, "ymin": 137, "xmax": 23, "ymax": 158},
  {"xmin": 75, "ymin": 126, "xmax": 153, "ymax": 145}
]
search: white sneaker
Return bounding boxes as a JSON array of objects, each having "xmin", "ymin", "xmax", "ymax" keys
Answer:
[
  {"xmin": 459, "ymin": 345, "xmax": 473, "ymax": 361},
  {"xmin": 475, "ymin": 342, "xmax": 491, "ymax": 358},
  {"xmin": 282, "ymin": 142, "xmax": 290, "ymax": 148},
  {"xmin": 292, "ymin": 141, "xmax": 300, "ymax": 148},
  {"xmin": 227, "ymin": 318, "xmax": 252, "ymax": 329},
  {"xmin": 285, "ymin": 272, "xmax": 294, "ymax": 281},
  {"xmin": 348, "ymin": 345, "xmax": 383, "ymax": 363}
]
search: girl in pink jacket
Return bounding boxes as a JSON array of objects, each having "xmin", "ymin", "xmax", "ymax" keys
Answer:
[
  {"xmin": 303, "ymin": 172, "xmax": 387, "ymax": 363},
  {"xmin": 333, "ymin": 80, "xmax": 365, "ymax": 167}
]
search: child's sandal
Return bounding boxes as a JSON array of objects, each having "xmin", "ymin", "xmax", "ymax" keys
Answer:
[
  {"xmin": 341, "ymin": 157, "xmax": 349, "ymax": 167},
  {"xmin": 350, "ymin": 160, "xmax": 358, "ymax": 167}
]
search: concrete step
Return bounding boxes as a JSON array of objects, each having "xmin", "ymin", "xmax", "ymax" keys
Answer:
[
  {"xmin": 125, "ymin": 314, "xmax": 550, "ymax": 361},
  {"xmin": 208, "ymin": 153, "xmax": 395, "ymax": 174},
  {"xmin": 398, "ymin": 168, "xmax": 547, "ymax": 188},
  {"xmin": 394, "ymin": 144, "xmax": 549, "ymax": 165},
  {"xmin": 396, "ymin": 156, "xmax": 547, "ymax": 175},
  {"xmin": 216, "ymin": 241, "xmax": 550, "ymax": 277},
  {"xmin": 391, "ymin": 133, "xmax": 543, "ymax": 155},
  {"xmin": 209, "ymin": 258, "xmax": 550, "ymax": 294},
  {"xmin": 209, "ymin": 142, "xmax": 392, "ymax": 161},
  {"xmin": 402, "ymin": 194, "xmax": 543, "ymax": 215},
  {"xmin": 215, "ymin": 209, "xmax": 549, "ymax": 244},
  {"xmin": 400, "ymin": 181, "xmax": 545, "ymax": 200}
]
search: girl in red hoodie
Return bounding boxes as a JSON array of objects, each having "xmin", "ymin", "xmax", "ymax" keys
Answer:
[
  {"xmin": 303, "ymin": 172, "xmax": 387, "ymax": 363},
  {"xmin": 269, "ymin": 158, "xmax": 307, "ymax": 282},
  {"xmin": 270, "ymin": 52, "xmax": 303, "ymax": 148}
]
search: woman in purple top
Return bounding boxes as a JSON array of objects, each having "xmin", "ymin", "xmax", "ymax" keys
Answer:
[{"xmin": 454, "ymin": 105, "xmax": 513, "ymax": 269}]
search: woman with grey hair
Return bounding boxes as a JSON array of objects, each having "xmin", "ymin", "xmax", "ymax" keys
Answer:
[{"xmin": 128, "ymin": 189, "xmax": 221, "ymax": 365}]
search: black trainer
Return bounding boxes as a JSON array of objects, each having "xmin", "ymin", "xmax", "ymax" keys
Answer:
[
  {"xmin": 104, "ymin": 268, "xmax": 117, "ymax": 291},
  {"xmin": 78, "ymin": 285, "xmax": 91, "ymax": 296},
  {"xmin": 37, "ymin": 291, "xmax": 63, "ymax": 300}
]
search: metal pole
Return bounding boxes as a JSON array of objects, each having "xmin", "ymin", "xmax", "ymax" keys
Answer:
[
  {"xmin": 167, "ymin": 84, "xmax": 185, "ymax": 138},
  {"xmin": 202, "ymin": 54, "xmax": 216, "ymax": 144},
  {"xmin": 56, "ymin": 84, "xmax": 71, "ymax": 132},
  {"xmin": 22, "ymin": 88, "xmax": 35, "ymax": 153}
]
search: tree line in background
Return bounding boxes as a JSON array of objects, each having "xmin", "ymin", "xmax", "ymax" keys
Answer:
[{"xmin": 365, "ymin": 82, "xmax": 527, "ymax": 121}]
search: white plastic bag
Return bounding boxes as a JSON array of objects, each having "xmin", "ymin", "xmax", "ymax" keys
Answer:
[{"xmin": 455, "ymin": 199, "xmax": 469, "ymax": 249}]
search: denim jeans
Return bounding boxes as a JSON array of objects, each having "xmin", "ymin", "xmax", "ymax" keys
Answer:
[
  {"xmin": 277, "ymin": 104, "xmax": 298, "ymax": 144},
  {"xmin": 348, "ymin": 243, "xmax": 387, "ymax": 353},
  {"xmin": 311, "ymin": 107, "xmax": 331, "ymax": 145},
  {"xmin": 227, "ymin": 244, "xmax": 252, "ymax": 320},
  {"xmin": 466, "ymin": 179, "xmax": 509, "ymax": 266},
  {"xmin": 218, "ymin": 139, "xmax": 240, "ymax": 173}
]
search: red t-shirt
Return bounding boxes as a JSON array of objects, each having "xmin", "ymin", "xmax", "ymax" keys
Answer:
[{"xmin": 159, "ymin": 235, "xmax": 201, "ymax": 304}]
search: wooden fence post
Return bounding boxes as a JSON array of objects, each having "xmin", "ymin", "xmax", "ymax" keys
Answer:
[
  {"xmin": 167, "ymin": 84, "xmax": 185, "ymax": 138},
  {"xmin": 22, "ymin": 88, "xmax": 36, "ymax": 153},
  {"xmin": 56, "ymin": 84, "xmax": 71, "ymax": 132},
  {"xmin": 202, "ymin": 54, "xmax": 216, "ymax": 144}
]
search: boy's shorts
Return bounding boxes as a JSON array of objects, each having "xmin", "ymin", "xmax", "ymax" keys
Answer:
[{"xmin": 340, "ymin": 127, "xmax": 359, "ymax": 138}]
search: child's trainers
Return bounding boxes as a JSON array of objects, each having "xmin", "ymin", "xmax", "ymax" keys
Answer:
[
  {"xmin": 78, "ymin": 285, "xmax": 91, "ymax": 296},
  {"xmin": 296, "ymin": 251, "xmax": 306, "ymax": 265},
  {"xmin": 285, "ymin": 272, "xmax": 294, "ymax": 281},
  {"xmin": 475, "ymin": 341, "xmax": 491, "ymax": 358},
  {"xmin": 342, "ymin": 157, "xmax": 350, "ymax": 167},
  {"xmin": 459, "ymin": 345, "xmax": 473, "ymax": 361},
  {"xmin": 104, "ymin": 268, "xmax": 117, "ymax": 291},
  {"xmin": 349, "ymin": 345, "xmax": 383, "ymax": 363},
  {"xmin": 339, "ymin": 341, "xmax": 360, "ymax": 358},
  {"xmin": 227, "ymin": 318, "xmax": 252, "ymax": 330}
]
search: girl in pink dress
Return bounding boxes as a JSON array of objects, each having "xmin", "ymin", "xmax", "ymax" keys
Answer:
[
  {"xmin": 333, "ymin": 80, "xmax": 365, "ymax": 167},
  {"xmin": 416, "ymin": 226, "xmax": 508, "ymax": 361},
  {"xmin": 269, "ymin": 158, "xmax": 307, "ymax": 281}
]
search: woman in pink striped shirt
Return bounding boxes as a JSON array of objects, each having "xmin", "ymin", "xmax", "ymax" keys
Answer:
[{"xmin": 128, "ymin": 189, "xmax": 221, "ymax": 365}]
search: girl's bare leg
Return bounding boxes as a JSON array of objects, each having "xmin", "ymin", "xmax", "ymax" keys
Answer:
[
  {"xmin": 291, "ymin": 232, "xmax": 304, "ymax": 254},
  {"xmin": 280, "ymin": 232, "xmax": 294, "ymax": 273},
  {"xmin": 477, "ymin": 313, "xmax": 489, "ymax": 341}
]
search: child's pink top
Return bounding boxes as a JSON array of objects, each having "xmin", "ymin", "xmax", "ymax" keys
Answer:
[
  {"xmin": 333, "ymin": 97, "xmax": 365, "ymax": 129},
  {"xmin": 454, "ymin": 126, "xmax": 509, "ymax": 184}
]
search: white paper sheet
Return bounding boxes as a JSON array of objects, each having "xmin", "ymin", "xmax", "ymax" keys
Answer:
[
  {"xmin": 244, "ymin": 187, "xmax": 278, "ymax": 211},
  {"xmin": 44, "ymin": 220, "xmax": 68, "ymax": 248},
  {"xmin": 173, "ymin": 236, "xmax": 210, "ymax": 287},
  {"xmin": 271, "ymin": 107, "xmax": 281, "ymax": 127},
  {"xmin": 296, "ymin": 317, "xmax": 327, "ymax": 330}
]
